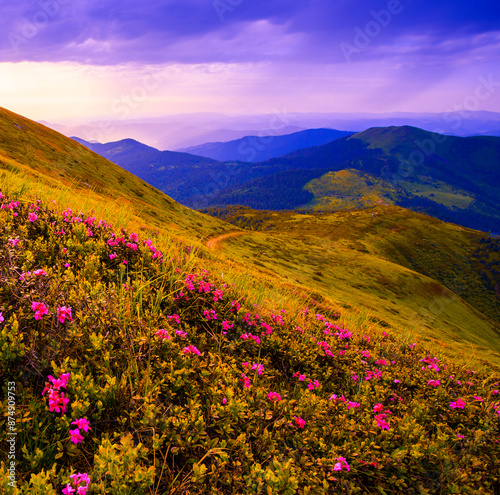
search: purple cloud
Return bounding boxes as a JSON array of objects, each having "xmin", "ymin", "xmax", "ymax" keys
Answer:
[{"xmin": 0, "ymin": 0, "xmax": 498, "ymax": 66}]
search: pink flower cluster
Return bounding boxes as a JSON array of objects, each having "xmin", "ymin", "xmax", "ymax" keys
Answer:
[
  {"xmin": 182, "ymin": 345, "xmax": 201, "ymax": 355},
  {"xmin": 329, "ymin": 394, "xmax": 360, "ymax": 409},
  {"xmin": 57, "ymin": 306, "xmax": 73, "ymax": 324},
  {"xmin": 42, "ymin": 373, "xmax": 70, "ymax": 413},
  {"xmin": 69, "ymin": 418, "xmax": 91, "ymax": 445},
  {"xmin": 450, "ymin": 398, "xmax": 466, "ymax": 409},
  {"xmin": 241, "ymin": 373, "xmax": 252, "ymax": 389},
  {"xmin": 373, "ymin": 403, "xmax": 391, "ymax": 430},
  {"xmin": 291, "ymin": 416, "xmax": 306, "ymax": 429},
  {"xmin": 242, "ymin": 362, "xmax": 264, "ymax": 375},
  {"xmin": 427, "ymin": 379, "xmax": 441, "ymax": 388},
  {"xmin": 62, "ymin": 472, "xmax": 91, "ymax": 495},
  {"xmin": 240, "ymin": 332, "xmax": 260, "ymax": 344},
  {"xmin": 267, "ymin": 392, "xmax": 282, "ymax": 401},
  {"xmin": 222, "ymin": 320, "xmax": 233, "ymax": 331},
  {"xmin": 155, "ymin": 329, "xmax": 171, "ymax": 340},
  {"xmin": 333, "ymin": 456, "xmax": 351, "ymax": 472},
  {"xmin": 31, "ymin": 301, "xmax": 49, "ymax": 320},
  {"xmin": 203, "ymin": 309, "xmax": 217, "ymax": 320}
]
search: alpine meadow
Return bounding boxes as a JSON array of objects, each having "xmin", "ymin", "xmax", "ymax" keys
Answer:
[{"xmin": 1, "ymin": 1, "xmax": 500, "ymax": 494}]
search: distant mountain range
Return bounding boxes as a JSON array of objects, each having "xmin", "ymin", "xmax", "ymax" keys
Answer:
[
  {"xmin": 44, "ymin": 110, "xmax": 500, "ymax": 149},
  {"xmin": 176, "ymin": 128, "xmax": 354, "ymax": 162},
  {"xmin": 74, "ymin": 126, "xmax": 500, "ymax": 232}
]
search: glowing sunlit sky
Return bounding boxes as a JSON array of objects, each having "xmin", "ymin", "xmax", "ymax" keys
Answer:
[{"xmin": 1, "ymin": 0, "xmax": 500, "ymax": 122}]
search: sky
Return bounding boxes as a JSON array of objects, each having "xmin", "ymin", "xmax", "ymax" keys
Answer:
[{"xmin": 1, "ymin": 0, "xmax": 500, "ymax": 122}]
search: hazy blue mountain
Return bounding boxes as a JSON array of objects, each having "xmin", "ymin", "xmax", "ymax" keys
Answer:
[{"xmin": 176, "ymin": 128, "xmax": 353, "ymax": 162}]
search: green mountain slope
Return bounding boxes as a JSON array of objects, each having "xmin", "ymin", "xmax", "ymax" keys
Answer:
[
  {"xmin": 202, "ymin": 205, "xmax": 500, "ymax": 363},
  {"xmin": 0, "ymin": 107, "xmax": 229, "ymax": 238},
  {"xmin": 206, "ymin": 126, "xmax": 500, "ymax": 232}
]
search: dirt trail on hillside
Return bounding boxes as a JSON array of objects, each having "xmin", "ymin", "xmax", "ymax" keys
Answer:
[{"xmin": 206, "ymin": 231, "xmax": 248, "ymax": 250}]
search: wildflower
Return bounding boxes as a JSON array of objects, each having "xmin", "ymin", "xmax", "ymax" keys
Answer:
[
  {"xmin": 222, "ymin": 320, "xmax": 233, "ymax": 331},
  {"xmin": 213, "ymin": 289, "xmax": 224, "ymax": 302},
  {"xmin": 267, "ymin": 392, "xmax": 282, "ymax": 401},
  {"xmin": 109, "ymin": 253, "xmax": 117, "ymax": 260},
  {"xmin": 293, "ymin": 372, "xmax": 306, "ymax": 381},
  {"xmin": 241, "ymin": 374, "xmax": 251, "ymax": 389},
  {"xmin": 175, "ymin": 329, "xmax": 187, "ymax": 339},
  {"xmin": 333, "ymin": 456, "xmax": 350, "ymax": 472},
  {"xmin": 48, "ymin": 373, "xmax": 71, "ymax": 390},
  {"xmin": 71, "ymin": 418, "xmax": 91, "ymax": 432},
  {"xmin": 222, "ymin": 398, "xmax": 227, "ymax": 404},
  {"xmin": 167, "ymin": 314, "xmax": 181, "ymax": 325},
  {"xmin": 0, "ymin": 312, "xmax": 3, "ymax": 323},
  {"xmin": 63, "ymin": 473, "xmax": 91, "ymax": 495},
  {"xmin": 473, "ymin": 396, "xmax": 484, "ymax": 402},
  {"xmin": 8, "ymin": 238, "xmax": 19, "ymax": 247},
  {"xmin": 427, "ymin": 380, "xmax": 441, "ymax": 388},
  {"xmin": 28, "ymin": 212, "xmax": 37, "ymax": 222},
  {"xmin": 46, "ymin": 390, "xmax": 70, "ymax": 414},
  {"xmin": 347, "ymin": 401, "xmax": 360, "ymax": 409},
  {"xmin": 375, "ymin": 358, "xmax": 389, "ymax": 366},
  {"xmin": 374, "ymin": 403, "xmax": 384, "ymax": 413},
  {"xmin": 69, "ymin": 428, "xmax": 84, "ymax": 444},
  {"xmin": 182, "ymin": 345, "xmax": 201, "ymax": 355},
  {"xmin": 31, "ymin": 301, "xmax": 49, "ymax": 320},
  {"xmin": 375, "ymin": 414, "xmax": 390, "ymax": 430},
  {"xmin": 203, "ymin": 309, "xmax": 217, "ymax": 320},
  {"xmin": 457, "ymin": 434, "xmax": 465, "ymax": 439},
  {"xmin": 394, "ymin": 379, "xmax": 401, "ymax": 384},
  {"xmin": 33, "ymin": 269, "xmax": 47, "ymax": 276},
  {"xmin": 129, "ymin": 232, "xmax": 139, "ymax": 242},
  {"xmin": 449, "ymin": 398, "xmax": 466, "ymax": 409},
  {"xmin": 291, "ymin": 416, "xmax": 306, "ymax": 428},
  {"xmin": 57, "ymin": 306, "xmax": 73, "ymax": 324}
]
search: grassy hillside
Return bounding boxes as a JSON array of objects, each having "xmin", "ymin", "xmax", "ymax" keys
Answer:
[
  {"xmin": 0, "ymin": 108, "xmax": 228, "ymax": 239},
  {"xmin": 1, "ymin": 108, "xmax": 500, "ymax": 493},
  {"xmin": 202, "ymin": 205, "xmax": 500, "ymax": 365},
  {"xmin": 1, "ymin": 193, "xmax": 500, "ymax": 494}
]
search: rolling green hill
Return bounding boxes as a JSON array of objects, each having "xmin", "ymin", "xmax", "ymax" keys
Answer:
[{"xmin": 1, "ymin": 108, "xmax": 500, "ymax": 493}]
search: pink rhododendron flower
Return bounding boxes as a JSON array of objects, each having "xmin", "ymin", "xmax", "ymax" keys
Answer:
[
  {"xmin": 31, "ymin": 301, "xmax": 49, "ymax": 320},
  {"xmin": 69, "ymin": 428, "xmax": 84, "ymax": 444},
  {"xmin": 182, "ymin": 345, "xmax": 201, "ymax": 355},
  {"xmin": 71, "ymin": 418, "xmax": 91, "ymax": 432},
  {"xmin": 63, "ymin": 473, "xmax": 91, "ymax": 495},
  {"xmin": 175, "ymin": 329, "xmax": 187, "ymax": 339},
  {"xmin": 28, "ymin": 212, "xmax": 37, "ymax": 222},
  {"xmin": 375, "ymin": 414, "xmax": 390, "ymax": 430},
  {"xmin": 241, "ymin": 374, "xmax": 251, "ymax": 389},
  {"xmin": 292, "ymin": 416, "xmax": 306, "ymax": 428},
  {"xmin": 32, "ymin": 269, "xmax": 47, "ymax": 276},
  {"xmin": 374, "ymin": 403, "xmax": 384, "ymax": 413},
  {"xmin": 333, "ymin": 456, "xmax": 350, "ymax": 472},
  {"xmin": 427, "ymin": 380, "xmax": 441, "ymax": 388},
  {"xmin": 155, "ymin": 329, "xmax": 171, "ymax": 340},
  {"xmin": 0, "ymin": 312, "xmax": 3, "ymax": 323},
  {"xmin": 57, "ymin": 306, "xmax": 73, "ymax": 324},
  {"xmin": 109, "ymin": 252, "xmax": 117, "ymax": 260},
  {"xmin": 267, "ymin": 392, "xmax": 282, "ymax": 401},
  {"xmin": 450, "ymin": 398, "xmax": 466, "ymax": 409},
  {"xmin": 222, "ymin": 320, "xmax": 233, "ymax": 331}
]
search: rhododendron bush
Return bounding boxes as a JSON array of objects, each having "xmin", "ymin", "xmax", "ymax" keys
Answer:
[{"xmin": 0, "ymin": 193, "xmax": 499, "ymax": 494}]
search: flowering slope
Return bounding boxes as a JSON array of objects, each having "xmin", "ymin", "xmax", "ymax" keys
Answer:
[{"xmin": 0, "ymin": 193, "xmax": 499, "ymax": 494}]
